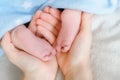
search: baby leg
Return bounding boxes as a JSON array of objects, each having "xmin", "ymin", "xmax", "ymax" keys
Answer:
[
  {"xmin": 11, "ymin": 25, "xmax": 56, "ymax": 61},
  {"xmin": 55, "ymin": 9, "xmax": 81, "ymax": 52}
]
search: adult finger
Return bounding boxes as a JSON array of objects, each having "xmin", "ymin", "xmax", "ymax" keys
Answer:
[
  {"xmin": 69, "ymin": 12, "xmax": 92, "ymax": 64},
  {"xmin": 49, "ymin": 7, "xmax": 61, "ymax": 20},
  {"xmin": 29, "ymin": 10, "xmax": 42, "ymax": 34},
  {"xmin": 36, "ymin": 19, "xmax": 58, "ymax": 36},
  {"xmin": 80, "ymin": 12, "xmax": 93, "ymax": 32},
  {"xmin": 43, "ymin": 6, "xmax": 61, "ymax": 20},
  {"xmin": 37, "ymin": 26, "xmax": 56, "ymax": 45},
  {"xmin": 43, "ymin": 7, "xmax": 61, "ymax": 31},
  {"xmin": 40, "ymin": 12, "xmax": 59, "ymax": 28}
]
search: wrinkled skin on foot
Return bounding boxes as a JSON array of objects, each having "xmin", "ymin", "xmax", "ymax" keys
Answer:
[
  {"xmin": 55, "ymin": 9, "xmax": 81, "ymax": 53},
  {"xmin": 11, "ymin": 7, "xmax": 61, "ymax": 61},
  {"xmin": 11, "ymin": 25, "xmax": 56, "ymax": 61}
]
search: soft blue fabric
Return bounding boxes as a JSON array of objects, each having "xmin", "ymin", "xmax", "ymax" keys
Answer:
[
  {"xmin": 41, "ymin": 0, "xmax": 118, "ymax": 14},
  {"xmin": 0, "ymin": 0, "xmax": 119, "ymax": 56}
]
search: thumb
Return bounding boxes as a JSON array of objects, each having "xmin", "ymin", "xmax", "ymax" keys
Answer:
[{"xmin": 1, "ymin": 32, "xmax": 19, "ymax": 59}]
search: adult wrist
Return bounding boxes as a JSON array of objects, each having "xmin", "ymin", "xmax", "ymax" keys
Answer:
[
  {"xmin": 24, "ymin": 72, "xmax": 42, "ymax": 80},
  {"xmin": 24, "ymin": 71, "xmax": 55, "ymax": 80},
  {"xmin": 64, "ymin": 62, "xmax": 93, "ymax": 80},
  {"xmin": 65, "ymin": 68, "xmax": 92, "ymax": 80}
]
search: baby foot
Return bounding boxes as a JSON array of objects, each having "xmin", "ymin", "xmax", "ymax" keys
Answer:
[
  {"xmin": 29, "ymin": 6, "xmax": 61, "ymax": 45},
  {"xmin": 29, "ymin": 7, "xmax": 61, "ymax": 36},
  {"xmin": 55, "ymin": 9, "xmax": 81, "ymax": 52},
  {"xmin": 11, "ymin": 25, "xmax": 56, "ymax": 61}
]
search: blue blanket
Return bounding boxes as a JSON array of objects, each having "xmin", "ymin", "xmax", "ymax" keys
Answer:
[{"xmin": 0, "ymin": 0, "xmax": 119, "ymax": 55}]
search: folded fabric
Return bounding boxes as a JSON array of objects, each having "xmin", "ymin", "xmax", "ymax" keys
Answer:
[
  {"xmin": 41, "ymin": 0, "xmax": 118, "ymax": 14},
  {"xmin": 0, "ymin": 0, "xmax": 119, "ymax": 55}
]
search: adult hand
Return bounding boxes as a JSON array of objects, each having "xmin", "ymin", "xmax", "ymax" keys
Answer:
[
  {"xmin": 57, "ymin": 12, "xmax": 93, "ymax": 80},
  {"xmin": 1, "ymin": 32, "xmax": 58, "ymax": 80},
  {"xmin": 1, "ymin": 7, "xmax": 62, "ymax": 80}
]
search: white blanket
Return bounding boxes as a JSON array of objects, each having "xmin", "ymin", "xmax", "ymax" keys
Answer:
[
  {"xmin": 91, "ymin": 8, "xmax": 120, "ymax": 80},
  {"xmin": 0, "ymin": 8, "xmax": 120, "ymax": 80}
]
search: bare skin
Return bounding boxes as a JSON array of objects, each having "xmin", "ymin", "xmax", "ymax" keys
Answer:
[
  {"xmin": 11, "ymin": 6, "xmax": 81, "ymax": 61},
  {"xmin": 29, "ymin": 7, "xmax": 61, "ymax": 44},
  {"xmin": 57, "ymin": 12, "xmax": 93, "ymax": 80},
  {"xmin": 32, "ymin": 7, "xmax": 82, "ymax": 53},
  {"xmin": 1, "ymin": 33, "xmax": 58, "ymax": 80},
  {"xmin": 11, "ymin": 25, "xmax": 56, "ymax": 61},
  {"xmin": 29, "ymin": 6, "xmax": 82, "ymax": 54},
  {"xmin": 1, "ymin": 11, "xmax": 93, "ymax": 80},
  {"xmin": 30, "ymin": 7, "xmax": 93, "ymax": 80},
  {"xmin": 55, "ymin": 9, "xmax": 81, "ymax": 52},
  {"xmin": 11, "ymin": 7, "xmax": 61, "ymax": 61}
]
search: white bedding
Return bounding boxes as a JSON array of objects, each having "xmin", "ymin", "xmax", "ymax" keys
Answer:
[
  {"xmin": 91, "ymin": 8, "xmax": 120, "ymax": 80},
  {"xmin": 0, "ymin": 8, "xmax": 120, "ymax": 80}
]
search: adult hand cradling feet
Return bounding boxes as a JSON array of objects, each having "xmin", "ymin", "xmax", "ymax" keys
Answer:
[
  {"xmin": 57, "ymin": 12, "xmax": 93, "ymax": 80},
  {"xmin": 10, "ymin": 7, "xmax": 61, "ymax": 61},
  {"xmin": 1, "ymin": 6, "xmax": 93, "ymax": 80},
  {"xmin": 1, "ymin": 7, "xmax": 61, "ymax": 80},
  {"xmin": 1, "ymin": 32, "xmax": 58, "ymax": 80}
]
